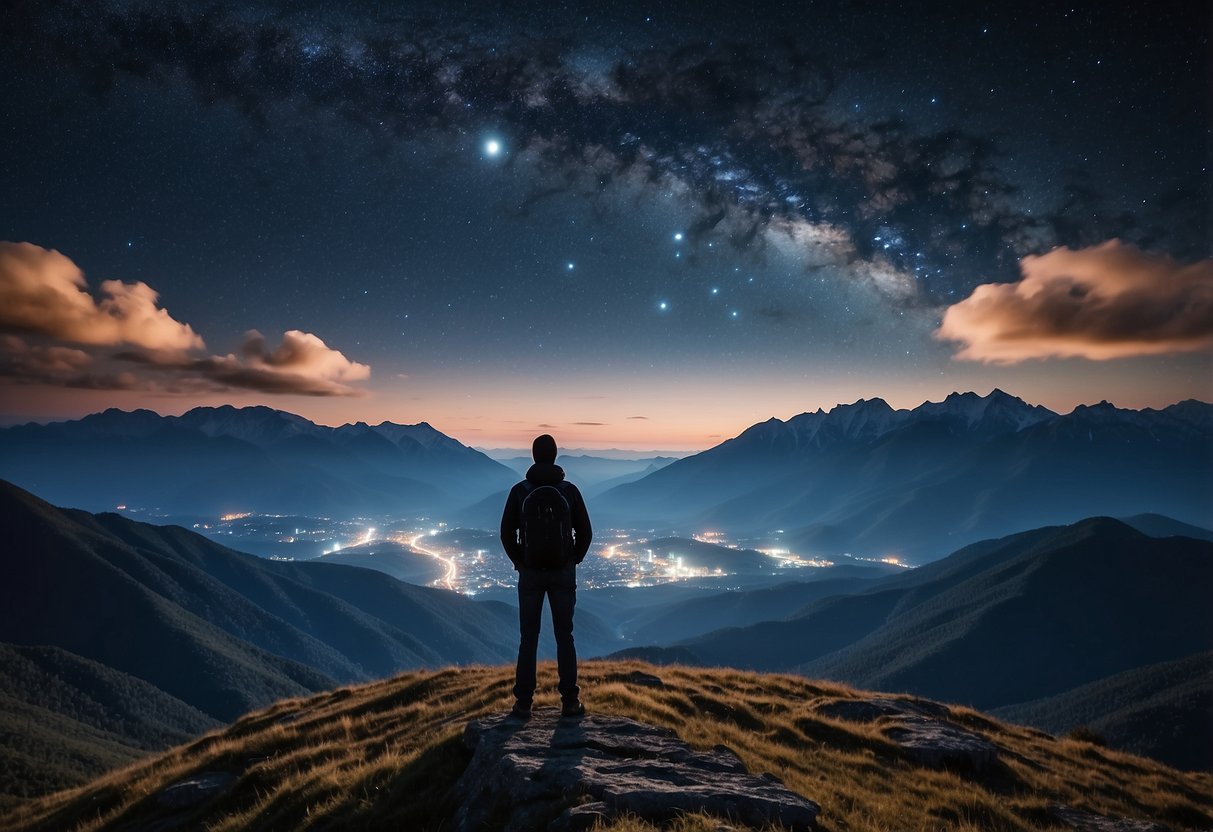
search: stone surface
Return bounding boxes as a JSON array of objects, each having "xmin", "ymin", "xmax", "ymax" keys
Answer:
[
  {"xmin": 884, "ymin": 716, "xmax": 998, "ymax": 772},
  {"xmin": 155, "ymin": 771, "xmax": 237, "ymax": 809},
  {"xmin": 452, "ymin": 710, "xmax": 820, "ymax": 831},
  {"xmin": 814, "ymin": 696, "xmax": 951, "ymax": 724},
  {"xmin": 1048, "ymin": 803, "xmax": 1172, "ymax": 832},
  {"xmin": 624, "ymin": 670, "xmax": 666, "ymax": 688},
  {"xmin": 815, "ymin": 697, "xmax": 997, "ymax": 772}
]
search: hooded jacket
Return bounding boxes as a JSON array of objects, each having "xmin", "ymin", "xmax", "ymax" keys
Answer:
[{"xmin": 500, "ymin": 463, "xmax": 592, "ymax": 570}]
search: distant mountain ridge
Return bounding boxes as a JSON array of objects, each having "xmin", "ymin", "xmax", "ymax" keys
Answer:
[
  {"xmin": 597, "ymin": 390, "xmax": 1213, "ymax": 561},
  {"xmin": 494, "ymin": 453, "xmax": 678, "ymax": 496},
  {"xmin": 992, "ymin": 651, "xmax": 1213, "ymax": 772},
  {"xmin": 0, "ymin": 405, "xmax": 517, "ymax": 517}
]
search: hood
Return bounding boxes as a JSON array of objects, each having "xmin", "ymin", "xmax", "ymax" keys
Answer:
[{"xmin": 525, "ymin": 463, "xmax": 566, "ymax": 485}]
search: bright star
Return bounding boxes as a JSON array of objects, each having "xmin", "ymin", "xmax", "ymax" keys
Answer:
[
  {"xmin": 566, "ymin": 262, "xmax": 575, "ymax": 271},
  {"xmin": 485, "ymin": 139, "xmax": 501, "ymax": 156},
  {"xmin": 710, "ymin": 287, "xmax": 719, "ymax": 295},
  {"xmin": 673, "ymin": 232, "xmax": 683, "ymax": 241},
  {"xmin": 658, "ymin": 301, "xmax": 669, "ymax": 311}
]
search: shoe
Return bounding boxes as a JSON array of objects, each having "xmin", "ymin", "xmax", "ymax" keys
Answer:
[
  {"xmin": 510, "ymin": 700, "xmax": 532, "ymax": 719},
  {"xmin": 560, "ymin": 700, "xmax": 586, "ymax": 718}
]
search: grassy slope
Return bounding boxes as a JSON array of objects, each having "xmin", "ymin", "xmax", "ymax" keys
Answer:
[{"xmin": 3, "ymin": 662, "xmax": 1210, "ymax": 832}]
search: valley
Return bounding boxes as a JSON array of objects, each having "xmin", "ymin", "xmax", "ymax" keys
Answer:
[{"xmin": 168, "ymin": 507, "xmax": 889, "ymax": 595}]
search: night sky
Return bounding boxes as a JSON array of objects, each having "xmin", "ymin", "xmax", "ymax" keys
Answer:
[{"xmin": 2, "ymin": 0, "xmax": 1209, "ymax": 449}]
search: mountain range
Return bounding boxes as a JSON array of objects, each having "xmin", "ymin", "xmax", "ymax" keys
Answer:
[
  {"xmin": 596, "ymin": 390, "xmax": 1213, "ymax": 561},
  {"xmin": 612, "ymin": 515, "xmax": 1213, "ymax": 770},
  {"xmin": 0, "ymin": 405, "xmax": 516, "ymax": 517},
  {"xmin": 3, "ymin": 392, "xmax": 1208, "ymax": 565}
]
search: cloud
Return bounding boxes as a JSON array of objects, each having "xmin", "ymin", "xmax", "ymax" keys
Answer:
[
  {"xmin": 0, "ymin": 335, "xmax": 93, "ymax": 382},
  {"xmin": 627, "ymin": 415, "xmax": 648, "ymax": 420},
  {"xmin": 112, "ymin": 330, "xmax": 371, "ymax": 396},
  {"xmin": 0, "ymin": 241, "xmax": 203, "ymax": 353},
  {"xmin": 936, "ymin": 240, "xmax": 1213, "ymax": 363},
  {"xmin": 241, "ymin": 329, "xmax": 370, "ymax": 385},
  {"xmin": 573, "ymin": 421, "xmax": 606, "ymax": 426},
  {"xmin": 0, "ymin": 242, "xmax": 370, "ymax": 395}
]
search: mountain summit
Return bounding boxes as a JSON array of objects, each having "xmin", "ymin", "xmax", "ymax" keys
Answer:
[
  {"xmin": 4, "ymin": 663, "xmax": 1208, "ymax": 831},
  {"xmin": 596, "ymin": 392, "xmax": 1212, "ymax": 560},
  {"xmin": 0, "ymin": 406, "xmax": 517, "ymax": 516}
]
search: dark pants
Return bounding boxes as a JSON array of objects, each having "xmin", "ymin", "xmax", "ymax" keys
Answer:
[{"xmin": 514, "ymin": 565, "xmax": 579, "ymax": 703}]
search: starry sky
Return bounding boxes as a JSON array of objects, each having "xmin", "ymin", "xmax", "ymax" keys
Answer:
[{"xmin": 1, "ymin": 0, "xmax": 1209, "ymax": 449}]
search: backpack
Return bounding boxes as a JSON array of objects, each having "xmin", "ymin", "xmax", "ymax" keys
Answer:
[{"xmin": 520, "ymin": 482, "xmax": 573, "ymax": 569}]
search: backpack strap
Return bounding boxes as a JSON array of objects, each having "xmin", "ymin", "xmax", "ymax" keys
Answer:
[{"xmin": 522, "ymin": 480, "xmax": 567, "ymax": 497}]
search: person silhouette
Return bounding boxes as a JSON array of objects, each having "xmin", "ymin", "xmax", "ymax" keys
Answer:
[{"xmin": 500, "ymin": 433, "xmax": 592, "ymax": 718}]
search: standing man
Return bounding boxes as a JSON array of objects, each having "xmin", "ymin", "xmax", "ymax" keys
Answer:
[{"xmin": 500, "ymin": 433, "xmax": 592, "ymax": 718}]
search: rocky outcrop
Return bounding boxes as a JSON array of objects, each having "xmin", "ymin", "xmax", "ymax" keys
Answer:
[
  {"xmin": 1048, "ymin": 803, "xmax": 1172, "ymax": 832},
  {"xmin": 453, "ymin": 710, "xmax": 820, "ymax": 831},
  {"xmin": 624, "ymin": 670, "xmax": 666, "ymax": 688},
  {"xmin": 156, "ymin": 772, "xmax": 237, "ymax": 810},
  {"xmin": 815, "ymin": 696, "xmax": 998, "ymax": 772}
]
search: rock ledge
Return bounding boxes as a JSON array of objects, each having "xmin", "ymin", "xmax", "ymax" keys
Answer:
[
  {"xmin": 816, "ymin": 696, "xmax": 998, "ymax": 772},
  {"xmin": 453, "ymin": 710, "xmax": 819, "ymax": 831}
]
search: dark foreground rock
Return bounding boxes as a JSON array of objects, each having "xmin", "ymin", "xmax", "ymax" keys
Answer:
[
  {"xmin": 1048, "ymin": 803, "xmax": 1172, "ymax": 832},
  {"xmin": 453, "ymin": 710, "xmax": 820, "ymax": 831},
  {"xmin": 155, "ymin": 772, "xmax": 237, "ymax": 810},
  {"xmin": 815, "ymin": 697, "xmax": 998, "ymax": 772}
]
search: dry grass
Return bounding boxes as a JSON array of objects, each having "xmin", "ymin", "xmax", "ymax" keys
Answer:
[{"xmin": 2, "ymin": 661, "xmax": 1209, "ymax": 831}]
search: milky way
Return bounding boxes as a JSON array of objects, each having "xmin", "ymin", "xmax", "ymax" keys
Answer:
[{"xmin": 9, "ymin": 1, "xmax": 1207, "ymax": 298}]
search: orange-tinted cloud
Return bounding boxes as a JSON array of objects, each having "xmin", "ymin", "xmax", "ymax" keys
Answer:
[
  {"xmin": 0, "ymin": 242, "xmax": 370, "ymax": 396},
  {"xmin": 241, "ymin": 330, "xmax": 370, "ymax": 385},
  {"xmin": 0, "ymin": 242, "xmax": 203, "ymax": 353},
  {"xmin": 0, "ymin": 335, "xmax": 93, "ymax": 382},
  {"xmin": 937, "ymin": 241, "xmax": 1213, "ymax": 363},
  {"xmin": 115, "ymin": 330, "xmax": 372, "ymax": 396}
]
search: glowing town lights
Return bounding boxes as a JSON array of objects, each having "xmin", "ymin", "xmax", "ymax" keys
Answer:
[{"xmin": 362, "ymin": 527, "xmax": 376, "ymax": 544}]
